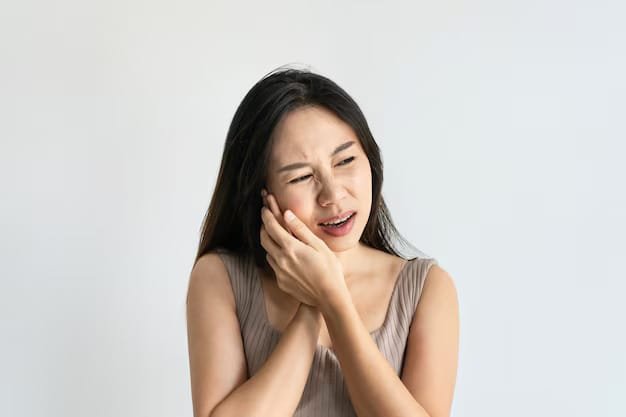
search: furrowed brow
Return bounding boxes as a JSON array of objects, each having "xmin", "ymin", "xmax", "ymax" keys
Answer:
[{"xmin": 276, "ymin": 140, "xmax": 355, "ymax": 174}]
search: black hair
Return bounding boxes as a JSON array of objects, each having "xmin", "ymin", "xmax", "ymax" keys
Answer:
[{"xmin": 194, "ymin": 65, "xmax": 418, "ymax": 269}]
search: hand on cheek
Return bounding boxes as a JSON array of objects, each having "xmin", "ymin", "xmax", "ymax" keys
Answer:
[
  {"xmin": 261, "ymin": 188, "xmax": 292, "ymax": 234},
  {"xmin": 259, "ymin": 187, "xmax": 345, "ymax": 308}
]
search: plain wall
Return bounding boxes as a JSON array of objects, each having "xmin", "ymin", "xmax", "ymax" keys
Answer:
[{"xmin": 1, "ymin": 0, "xmax": 624, "ymax": 416}]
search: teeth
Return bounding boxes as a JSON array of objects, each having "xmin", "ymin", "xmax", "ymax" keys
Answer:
[{"xmin": 321, "ymin": 213, "xmax": 352, "ymax": 226}]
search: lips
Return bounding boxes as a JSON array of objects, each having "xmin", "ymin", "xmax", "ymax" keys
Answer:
[{"xmin": 317, "ymin": 210, "xmax": 356, "ymax": 225}]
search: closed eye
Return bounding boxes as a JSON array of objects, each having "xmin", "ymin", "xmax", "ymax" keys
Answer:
[
  {"xmin": 338, "ymin": 156, "xmax": 355, "ymax": 166},
  {"xmin": 288, "ymin": 157, "xmax": 356, "ymax": 185},
  {"xmin": 289, "ymin": 174, "xmax": 312, "ymax": 184}
]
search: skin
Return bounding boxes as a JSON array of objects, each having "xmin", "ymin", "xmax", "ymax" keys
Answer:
[
  {"xmin": 262, "ymin": 104, "xmax": 378, "ymax": 282},
  {"xmin": 258, "ymin": 105, "xmax": 459, "ymax": 417},
  {"xmin": 259, "ymin": 104, "xmax": 406, "ymax": 344},
  {"xmin": 187, "ymin": 92, "xmax": 457, "ymax": 417}
]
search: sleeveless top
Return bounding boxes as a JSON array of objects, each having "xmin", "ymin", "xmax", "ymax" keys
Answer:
[{"xmin": 215, "ymin": 249, "xmax": 439, "ymax": 417}]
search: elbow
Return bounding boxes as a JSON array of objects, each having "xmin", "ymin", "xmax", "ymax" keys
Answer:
[
  {"xmin": 206, "ymin": 401, "xmax": 229, "ymax": 417},
  {"xmin": 206, "ymin": 406, "xmax": 221, "ymax": 417},
  {"xmin": 196, "ymin": 404, "xmax": 217, "ymax": 417}
]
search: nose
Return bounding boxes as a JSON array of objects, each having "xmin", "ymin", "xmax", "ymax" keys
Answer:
[{"xmin": 316, "ymin": 175, "xmax": 346, "ymax": 207}]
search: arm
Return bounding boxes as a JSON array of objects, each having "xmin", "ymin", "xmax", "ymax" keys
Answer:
[
  {"xmin": 318, "ymin": 264, "xmax": 459, "ymax": 417},
  {"xmin": 186, "ymin": 253, "xmax": 322, "ymax": 417},
  {"xmin": 211, "ymin": 303, "xmax": 322, "ymax": 417}
]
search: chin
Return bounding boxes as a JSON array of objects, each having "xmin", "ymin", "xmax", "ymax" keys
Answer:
[
  {"xmin": 324, "ymin": 241, "xmax": 359, "ymax": 253},
  {"xmin": 316, "ymin": 229, "xmax": 364, "ymax": 253}
]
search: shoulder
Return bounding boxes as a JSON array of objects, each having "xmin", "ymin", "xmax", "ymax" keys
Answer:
[
  {"xmin": 412, "ymin": 262, "xmax": 459, "ymax": 351},
  {"xmin": 192, "ymin": 249, "xmax": 252, "ymax": 282},
  {"xmin": 402, "ymin": 263, "xmax": 459, "ymax": 417},
  {"xmin": 186, "ymin": 251, "xmax": 249, "ymax": 417},
  {"xmin": 187, "ymin": 251, "xmax": 236, "ymax": 309},
  {"xmin": 405, "ymin": 259, "xmax": 459, "ymax": 316},
  {"xmin": 420, "ymin": 263, "xmax": 458, "ymax": 306},
  {"xmin": 193, "ymin": 251, "xmax": 225, "ymax": 271},
  {"xmin": 190, "ymin": 251, "xmax": 233, "ymax": 284}
]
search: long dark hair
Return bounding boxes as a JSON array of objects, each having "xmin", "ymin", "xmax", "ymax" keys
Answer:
[{"xmin": 194, "ymin": 65, "xmax": 418, "ymax": 270}]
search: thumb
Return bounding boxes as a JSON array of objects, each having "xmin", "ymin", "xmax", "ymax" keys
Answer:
[{"xmin": 284, "ymin": 210, "xmax": 321, "ymax": 248}]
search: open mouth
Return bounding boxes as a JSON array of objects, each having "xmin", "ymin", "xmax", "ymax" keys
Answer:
[{"xmin": 318, "ymin": 212, "xmax": 356, "ymax": 228}]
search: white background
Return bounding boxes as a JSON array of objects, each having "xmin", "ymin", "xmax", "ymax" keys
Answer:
[{"xmin": 1, "ymin": 1, "xmax": 624, "ymax": 416}]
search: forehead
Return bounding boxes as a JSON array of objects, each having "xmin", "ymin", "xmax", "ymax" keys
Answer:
[{"xmin": 269, "ymin": 106, "xmax": 361, "ymax": 162}]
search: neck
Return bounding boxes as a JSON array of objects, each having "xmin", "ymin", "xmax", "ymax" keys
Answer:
[
  {"xmin": 333, "ymin": 242, "xmax": 376, "ymax": 284},
  {"xmin": 259, "ymin": 242, "xmax": 377, "ymax": 284}
]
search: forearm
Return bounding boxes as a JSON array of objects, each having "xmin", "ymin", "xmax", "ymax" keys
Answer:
[
  {"xmin": 211, "ymin": 304, "xmax": 322, "ymax": 417},
  {"xmin": 320, "ymin": 290, "xmax": 430, "ymax": 417}
]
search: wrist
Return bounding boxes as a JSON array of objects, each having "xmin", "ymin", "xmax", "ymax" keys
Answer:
[
  {"xmin": 296, "ymin": 303, "xmax": 323, "ymax": 329},
  {"xmin": 318, "ymin": 285, "xmax": 350, "ymax": 318}
]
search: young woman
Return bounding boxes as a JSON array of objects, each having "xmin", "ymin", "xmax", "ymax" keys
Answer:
[{"xmin": 186, "ymin": 66, "xmax": 459, "ymax": 417}]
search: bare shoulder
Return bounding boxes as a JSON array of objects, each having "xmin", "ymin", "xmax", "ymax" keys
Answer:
[
  {"xmin": 420, "ymin": 263, "xmax": 459, "ymax": 308},
  {"xmin": 187, "ymin": 252, "xmax": 235, "ymax": 308},
  {"xmin": 186, "ymin": 251, "xmax": 247, "ymax": 417},
  {"xmin": 415, "ymin": 262, "xmax": 459, "ymax": 324},
  {"xmin": 401, "ymin": 262, "xmax": 459, "ymax": 417}
]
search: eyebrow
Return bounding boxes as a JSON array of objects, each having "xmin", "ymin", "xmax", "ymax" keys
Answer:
[{"xmin": 276, "ymin": 141, "xmax": 355, "ymax": 174}]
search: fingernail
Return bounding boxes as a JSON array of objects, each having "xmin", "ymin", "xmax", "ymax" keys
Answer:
[
  {"xmin": 261, "ymin": 189, "xmax": 267, "ymax": 197},
  {"xmin": 285, "ymin": 210, "xmax": 295, "ymax": 222}
]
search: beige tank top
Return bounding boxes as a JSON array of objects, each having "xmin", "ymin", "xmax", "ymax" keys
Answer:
[{"xmin": 216, "ymin": 248, "xmax": 438, "ymax": 416}]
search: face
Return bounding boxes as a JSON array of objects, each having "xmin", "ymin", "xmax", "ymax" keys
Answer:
[{"xmin": 264, "ymin": 105, "xmax": 372, "ymax": 252}]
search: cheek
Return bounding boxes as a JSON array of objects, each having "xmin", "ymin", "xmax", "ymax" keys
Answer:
[
  {"xmin": 276, "ymin": 192, "xmax": 307, "ymax": 215},
  {"xmin": 350, "ymin": 162, "xmax": 372, "ymax": 196},
  {"xmin": 353, "ymin": 164, "xmax": 373, "ymax": 216},
  {"xmin": 276, "ymin": 192, "xmax": 316, "ymax": 225},
  {"xmin": 281, "ymin": 193, "xmax": 304, "ymax": 211}
]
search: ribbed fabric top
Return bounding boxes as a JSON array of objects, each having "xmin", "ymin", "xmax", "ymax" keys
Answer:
[{"xmin": 216, "ymin": 249, "xmax": 438, "ymax": 417}]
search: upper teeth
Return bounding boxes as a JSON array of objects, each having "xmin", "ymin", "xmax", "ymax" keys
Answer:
[{"xmin": 321, "ymin": 213, "xmax": 352, "ymax": 226}]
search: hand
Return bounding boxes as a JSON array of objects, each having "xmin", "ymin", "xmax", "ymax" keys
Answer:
[
  {"xmin": 260, "ymin": 188, "xmax": 347, "ymax": 307},
  {"xmin": 261, "ymin": 188, "xmax": 293, "ymax": 238},
  {"xmin": 260, "ymin": 189, "xmax": 301, "ymax": 308}
]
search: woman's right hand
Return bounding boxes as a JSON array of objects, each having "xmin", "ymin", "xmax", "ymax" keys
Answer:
[{"xmin": 261, "ymin": 187, "xmax": 323, "ymax": 329}]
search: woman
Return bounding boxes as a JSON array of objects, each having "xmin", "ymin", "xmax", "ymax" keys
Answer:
[{"xmin": 186, "ymin": 66, "xmax": 459, "ymax": 417}]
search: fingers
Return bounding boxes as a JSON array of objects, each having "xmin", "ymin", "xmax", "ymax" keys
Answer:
[
  {"xmin": 282, "ymin": 210, "xmax": 323, "ymax": 250},
  {"xmin": 263, "ymin": 189, "xmax": 290, "ymax": 233},
  {"xmin": 260, "ymin": 222, "xmax": 281, "ymax": 257},
  {"xmin": 268, "ymin": 195, "xmax": 286, "ymax": 230},
  {"xmin": 261, "ymin": 188, "xmax": 305, "ymax": 252},
  {"xmin": 261, "ymin": 206, "xmax": 293, "ymax": 248},
  {"xmin": 261, "ymin": 187, "xmax": 292, "ymax": 236},
  {"xmin": 265, "ymin": 250, "xmax": 278, "ymax": 272}
]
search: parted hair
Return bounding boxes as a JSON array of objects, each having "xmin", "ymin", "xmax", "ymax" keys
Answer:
[{"xmin": 194, "ymin": 65, "xmax": 418, "ymax": 270}]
